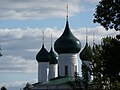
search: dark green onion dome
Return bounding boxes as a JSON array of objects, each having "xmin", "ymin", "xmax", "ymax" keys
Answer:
[
  {"xmin": 49, "ymin": 47, "xmax": 58, "ymax": 64},
  {"xmin": 79, "ymin": 43, "xmax": 92, "ymax": 61},
  {"xmin": 36, "ymin": 45, "xmax": 50, "ymax": 62},
  {"xmin": 54, "ymin": 20, "xmax": 81, "ymax": 54}
]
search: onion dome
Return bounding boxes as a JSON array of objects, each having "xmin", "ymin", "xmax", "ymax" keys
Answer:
[
  {"xmin": 36, "ymin": 45, "xmax": 50, "ymax": 62},
  {"xmin": 49, "ymin": 47, "xmax": 58, "ymax": 64},
  {"xmin": 79, "ymin": 43, "xmax": 92, "ymax": 61},
  {"xmin": 54, "ymin": 20, "xmax": 81, "ymax": 54}
]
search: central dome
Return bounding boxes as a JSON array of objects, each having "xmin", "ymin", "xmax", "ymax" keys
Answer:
[{"xmin": 54, "ymin": 20, "xmax": 81, "ymax": 54}]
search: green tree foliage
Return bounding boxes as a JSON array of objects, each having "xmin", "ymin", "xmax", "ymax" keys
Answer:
[
  {"xmin": 116, "ymin": 34, "xmax": 120, "ymax": 39},
  {"xmin": 111, "ymin": 80, "xmax": 120, "ymax": 90},
  {"xmin": 1, "ymin": 86, "xmax": 7, "ymax": 90},
  {"xmin": 67, "ymin": 72, "xmax": 84, "ymax": 90},
  {"xmin": 91, "ymin": 44, "xmax": 103, "ymax": 89},
  {"xmin": 82, "ymin": 63, "xmax": 89, "ymax": 90},
  {"xmin": 101, "ymin": 37, "xmax": 120, "ymax": 81},
  {"xmin": 93, "ymin": 0, "xmax": 120, "ymax": 31},
  {"xmin": 91, "ymin": 37, "xmax": 120, "ymax": 89},
  {"xmin": 92, "ymin": 37, "xmax": 120, "ymax": 89}
]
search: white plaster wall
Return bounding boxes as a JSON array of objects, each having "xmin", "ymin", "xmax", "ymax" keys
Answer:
[
  {"xmin": 49, "ymin": 64, "xmax": 58, "ymax": 80},
  {"xmin": 38, "ymin": 62, "xmax": 49, "ymax": 82},
  {"xmin": 58, "ymin": 54, "xmax": 78, "ymax": 76}
]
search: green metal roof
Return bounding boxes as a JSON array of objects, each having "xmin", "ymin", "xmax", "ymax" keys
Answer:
[
  {"xmin": 49, "ymin": 47, "xmax": 58, "ymax": 64},
  {"xmin": 80, "ymin": 43, "xmax": 92, "ymax": 61},
  {"xmin": 43, "ymin": 76, "xmax": 74, "ymax": 85},
  {"xmin": 54, "ymin": 20, "xmax": 81, "ymax": 54},
  {"xmin": 34, "ymin": 76, "xmax": 74, "ymax": 86},
  {"xmin": 36, "ymin": 45, "xmax": 50, "ymax": 62}
]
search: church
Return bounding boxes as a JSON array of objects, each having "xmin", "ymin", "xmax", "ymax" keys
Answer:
[{"xmin": 25, "ymin": 8, "xmax": 92, "ymax": 90}]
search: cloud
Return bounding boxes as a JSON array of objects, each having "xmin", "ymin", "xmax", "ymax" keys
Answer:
[
  {"xmin": 78, "ymin": 0, "xmax": 101, "ymax": 13},
  {"xmin": 0, "ymin": 0, "xmax": 81, "ymax": 20},
  {"xmin": 0, "ymin": 26, "xmax": 118, "ymax": 90},
  {"xmin": 83, "ymin": 0, "xmax": 100, "ymax": 4},
  {"xmin": 0, "ymin": 55, "xmax": 37, "ymax": 73},
  {"xmin": 0, "ymin": 27, "xmax": 118, "ymax": 73},
  {"xmin": 0, "ymin": 0, "xmax": 104, "ymax": 20},
  {"xmin": 0, "ymin": 79, "xmax": 37, "ymax": 90},
  {"xmin": 0, "ymin": 27, "xmax": 62, "ymax": 74}
]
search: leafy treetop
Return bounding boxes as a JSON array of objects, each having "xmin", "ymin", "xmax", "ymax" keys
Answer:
[{"xmin": 93, "ymin": 0, "xmax": 120, "ymax": 31}]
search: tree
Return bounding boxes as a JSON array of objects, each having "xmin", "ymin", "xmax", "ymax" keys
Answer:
[
  {"xmin": 93, "ymin": 0, "xmax": 120, "ymax": 31},
  {"xmin": 91, "ymin": 44, "xmax": 103, "ymax": 89},
  {"xmin": 67, "ymin": 72, "xmax": 84, "ymax": 90},
  {"xmin": 90, "ymin": 37, "xmax": 120, "ymax": 89},
  {"xmin": 23, "ymin": 83, "xmax": 32, "ymax": 90},
  {"xmin": 82, "ymin": 63, "xmax": 89, "ymax": 90},
  {"xmin": 1, "ymin": 86, "xmax": 7, "ymax": 90},
  {"xmin": 101, "ymin": 37, "xmax": 120, "ymax": 78},
  {"xmin": 100, "ymin": 37, "xmax": 120, "ymax": 89}
]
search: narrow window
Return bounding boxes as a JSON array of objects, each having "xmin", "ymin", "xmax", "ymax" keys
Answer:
[
  {"xmin": 65, "ymin": 66, "xmax": 68, "ymax": 76},
  {"xmin": 58, "ymin": 65, "xmax": 59, "ymax": 77},
  {"xmin": 74, "ymin": 65, "xmax": 77, "ymax": 73}
]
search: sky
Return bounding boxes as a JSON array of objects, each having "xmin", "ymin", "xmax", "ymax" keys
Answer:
[{"xmin": 0, "ymin": 0, "xmax": 119, "ymax": 90}]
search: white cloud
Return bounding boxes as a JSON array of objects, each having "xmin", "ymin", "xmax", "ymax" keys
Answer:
[
  {"xmin": 0, "ymin": 0, "xmax": 81, "ymax": 20},
  {"xmin": 0, "ymin": 0, "xmax": 104, "ymax": 20},
  {"xmin": 0, "ymin": 26, "xmax": 118, "ymax": 90},
  {"xmin": 78, "ymin": 0, "xmax": 101, "ymax": 13},
  {"xmin": 0, "ymin": 79, "xmax": 37, "ymax": 90},
  {"xmin": 0, "ymin": 27, "xmax": 61, "ymax": 74},
  {"xmin": 0, "ymin": 55, "xmax": 37, "ymax": 73},
  {"xmin": 0, "ymin": 27, "xmax": 118, "ymax": 73},
  {"xmin": 83, "ymin": 0, "xmax": 100, "ymax": 4}
]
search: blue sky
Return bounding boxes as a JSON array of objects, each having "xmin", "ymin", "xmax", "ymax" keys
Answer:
[
  {"xmin": 0, "ymin": 13, "xmax": 97, "ymax": 29},
  {"xmin": 0, "ymin": 0, "xmax": 119, "ymax": 90},
  {"xmin": 0, "ymin": 0, "xmax": 98, "ymax": 29}
]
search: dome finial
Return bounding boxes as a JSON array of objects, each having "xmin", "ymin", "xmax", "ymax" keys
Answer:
[
  {"xmin": 86, "ymin": 28, "xmax": 88, "ymax": 44},
  {"xmin": 0, "ymin": 45, "xmax": 2, "ymax": 57},
  {"xmin": 42, "ymin": 30, "xmax": 44, "ymax": 46},
  {"xmin": 66, "ymin": 4, "xmax": 68, "ymax": 21},
  {"xmin": 93, "ymin": 32, "xmax": 95, "ymax": 46},
  {"xmin": 51, "ymin": 34, "xmax": 53, "ymax": 48}
]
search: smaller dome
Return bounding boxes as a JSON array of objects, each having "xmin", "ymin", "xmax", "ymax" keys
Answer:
[
  {"xmin": 80, "ymin": 43, "xmax": 92, "ymax": 61},
  {"xmin": 36, "ymin": 45, "xmax": 50, "ymax": 62},
  {"xmin": 49, "ymin": 47, "xmax": 58, "ymax": 64}
]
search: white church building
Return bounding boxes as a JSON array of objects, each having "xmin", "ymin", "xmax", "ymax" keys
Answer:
[
  {"xmin": 26, "ymin": 10, "xmax": 92, "ymax": 90},
  {"xmin": 31, "ymin": 14, "xmax": 81, "ymax": 89}
]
